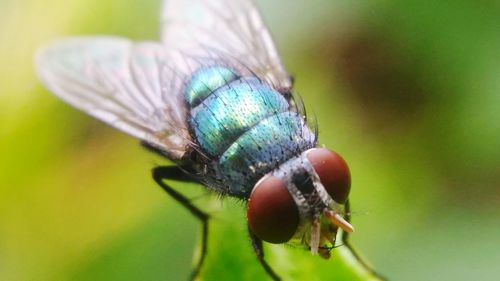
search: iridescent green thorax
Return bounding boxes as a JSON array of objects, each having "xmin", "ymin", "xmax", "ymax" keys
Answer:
[{"xmin": 185, "ymin": 66, "xmax": 316, "ymax": 197}]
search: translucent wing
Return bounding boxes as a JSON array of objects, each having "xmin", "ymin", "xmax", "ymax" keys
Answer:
[
  {"xmin": 36, "ymin": 36, "xmax": 190, "ymax": 160},
  {"xmin": 36, "ymin": 1, "xmax": 293, "ymax": 161},
  {"xmin": 161, "ymin": 0, "xmax": 292, "ymax": 91}
]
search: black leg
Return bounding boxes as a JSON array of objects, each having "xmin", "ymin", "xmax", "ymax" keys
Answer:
[
  {"xmin": 248, "ymin": 225, "xmax": 281, "ymax": 281},
  {"xmin": 342, "ymin": 199, "xmax": 353, "ymax": 242},
  {"xmin": 152, "ymin": 166, "xmax": 209, "ymax": 281},
  {"xmin": 342, "ymin": 200, "xmax": 387, "ymax": 280}
]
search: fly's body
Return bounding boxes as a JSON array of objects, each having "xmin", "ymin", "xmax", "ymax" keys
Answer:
[
  {"xmin": 185, "ymin": 66, "xmax": 316, "ymax": 197},
  {"xmin": 35, "ymin": 0, "xmax": 365, "ymax": 280}
]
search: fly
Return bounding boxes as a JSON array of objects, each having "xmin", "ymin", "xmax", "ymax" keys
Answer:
[{"xmin": 36, "ymin": 0, "xmax": 357, "ymax": 280}]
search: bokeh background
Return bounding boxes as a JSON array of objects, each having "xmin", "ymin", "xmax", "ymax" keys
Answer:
[{"xmin": 1, "ymin": 0, "xmax": 499, "ymax": 280}]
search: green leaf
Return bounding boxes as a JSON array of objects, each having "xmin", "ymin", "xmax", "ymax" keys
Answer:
[{"xmin": 198, "ymin": 200, "xmax": 382, "ymax": 281}]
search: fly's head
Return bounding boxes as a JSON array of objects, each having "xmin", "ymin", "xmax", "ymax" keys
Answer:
[{"xmin": 247, "ymin": 148, "xmax": 352, "ymax": 258}]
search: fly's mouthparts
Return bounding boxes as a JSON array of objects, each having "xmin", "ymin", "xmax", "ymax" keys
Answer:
[
  {"xmin": 310, "ymin": 209, "xmax": 354, "ymax": 256},
  {"xmin": 321, "ymin": 229, "xmax": 335, "ymax": 245},
  {"xmin": 318, "ymin": 245, "xmax": 332, "ymax": 259}
]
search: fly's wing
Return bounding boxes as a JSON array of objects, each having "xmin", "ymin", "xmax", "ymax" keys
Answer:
[
  {"xmin": 37, "ymin": 1, "xmax": 295, "ymax": 161},
  {"xmin": 36, "ymin": 37, "xmax": 190, "ymax": 160},
  {"xmin": 161, "ymin": 0, "xmax": 293, "ymax": 92}
]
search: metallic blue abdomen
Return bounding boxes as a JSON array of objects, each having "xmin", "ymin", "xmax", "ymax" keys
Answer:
[{"xmin": 186, "ymin": 67, "xmax": 316, "ymax": 197}]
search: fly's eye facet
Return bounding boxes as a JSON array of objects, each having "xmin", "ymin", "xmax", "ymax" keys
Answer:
[
  {"xmin": 306, "ymin": 148, "xmax": 351, "ymax": 204},
  {"xmin": 247, "ymin": 175, "xmax": 299, "ymax": 244}
]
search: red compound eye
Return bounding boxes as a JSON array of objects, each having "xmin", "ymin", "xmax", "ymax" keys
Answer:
[
  {"xmin": 247, "ymin": 175, "xmax": 299, "ymax": 244},
  {"xmin": 306, "ymin": 148, "xmax": 351, "ymax": 204}
]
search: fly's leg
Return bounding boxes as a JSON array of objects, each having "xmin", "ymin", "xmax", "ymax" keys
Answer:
[
  {"xmin": 342, "ymin": 199, "xmax": 353, "ymax": 243},
  {"xmin": 342, "ymin": 200, "xmax": 386, "ymax": 280},
  {"xmin": 152, "ymin": 166, "xmax": 209, "ymax": 281},
  {"xmin": 248, "ymin": 225, "xmax": 281, "ymax": 281}
]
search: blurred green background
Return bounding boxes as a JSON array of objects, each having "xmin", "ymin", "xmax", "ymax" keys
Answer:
[{"xmin": 1, "ymin": 0, "xmax": 499, "ymax": 280}]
